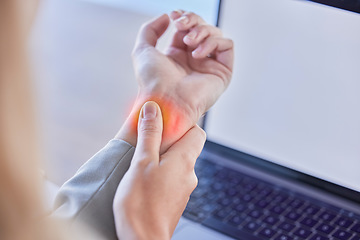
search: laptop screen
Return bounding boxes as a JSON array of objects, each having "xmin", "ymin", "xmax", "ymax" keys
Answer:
[{"xmin": 206, "ymin": 0, "xmax": 360, "ymax": 193}]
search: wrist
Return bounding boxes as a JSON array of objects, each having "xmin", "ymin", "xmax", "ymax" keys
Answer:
[{"xmin": 115, "ymin": 93, "xmax": 196, "ymax": 153}]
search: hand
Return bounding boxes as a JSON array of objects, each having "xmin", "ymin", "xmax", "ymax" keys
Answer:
[
  {"xmin": 113, "ymin": 101, "xmax": 206, "ymax": 240},
  {"xmin": 116, "ymin": 11, "xmax": 233, "ymax": 152}
]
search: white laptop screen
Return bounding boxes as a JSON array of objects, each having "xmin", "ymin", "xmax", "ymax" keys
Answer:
[{"xmin": 206, "ymin": 0, "xmax": 360, "ymax": 192}]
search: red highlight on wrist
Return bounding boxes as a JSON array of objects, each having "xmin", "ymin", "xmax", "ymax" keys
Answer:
[{"xmin": 130, "ymin": 97, "xmax": 187, "ymax": 141}]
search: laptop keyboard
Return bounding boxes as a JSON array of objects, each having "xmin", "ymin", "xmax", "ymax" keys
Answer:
[{"xmin": 183, "ymin": 158, "xmax": 360, "ymax": 240}]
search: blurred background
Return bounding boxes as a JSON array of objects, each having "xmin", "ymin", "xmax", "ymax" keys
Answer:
[{"xmin": 30, "ymin": 0, "xmax": 219, "ymax": 185}]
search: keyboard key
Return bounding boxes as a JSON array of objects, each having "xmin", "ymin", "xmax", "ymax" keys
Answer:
[
  {"xmin": 270, "ymin": 205, "xmax": 286, "ymax": 215},
  {"xmin": 234, "ymin": 203, "xmax": 247, "ymax": 212},
  {"xmin": 310, "ymin": 234, "xmax": 330, "ymax": 240},
  {"xmin": 200, "ymin": 203, "xmax": 217, "ymax": 213},
  {"xmin": 351, "ymin": 223, "xmax": 360, "ymax": 233},
  {"xmin": 183, "ymin": 211, "xmax": 205, "ymax": 222},
  {"xmin": 229, "ymin": 176, "xmax": 242, "ymax": 185},
  {"xmin": 244, "ymin": 221, "xmax": 260, "ymax": 232},
  {"xmin": 332, "ymin": 229, "xmax": 352, "ymax": 240},
  {"xmin": 264, "ymin": 215, "xmax": 279, "ymax": 225},
  {"xmin": 279, "ymin": 222, "xmax": 296, "ymax": 232},
  {"xmin": 258, "ymin": 187, "xmax": 273, "ymax": 197},
  {"xmin": 203, "ymin": 192, "xmax": 218, "ymax": 201},
  {"xmin": 198, "ymin": 177, "xmax": 211, "ymax": 185},
  {"xmin": 319, "ymin": 211, "xmax": 336, "ymax": 222},
  {"xmin": 211, "ymin": 182, "xmax": 224, "ymax": 191},
  {"xmin": 335, "ymin": 217, "xmax": 354, "ymax": 228},
  {"xmin": 316, "ymin": 223, "xmax": 335, "ymax": 234},
  {"xmin": 285, "ymin": 211, "xmax": 302, "ymax": 221},
  {"xmin": 248, "ymin": 209, "xmax": 263, "ymax": 218},
  {"xmin": 275, "ymin": 234, "xmax": 294, "ymax": 240},
  {"xmin": 256, "ymin": 199, "xmax": 271, "ymax": 209},
  {"xmin": 228, "ymin": 214, "xmax": 245, "ymax": 226},
  {"xmin": 191, "ymin": 188, "xmax": 205, "ymax": 198},
  {"xmin": 272, "ymin": 192, "xmax": 289, "ymax": 203},
  {"xmin": 216, "ymin": 169, "xmax": 230, "ymax": 180},
  {"xmin": 202, "ymin": 217, "xmax": 259, "ymax": 240},
  {"xmin": 293, "ymin": 227, "xmax": 312, "ymax": 238},
  {"xmin": 259, "ymin": 227, "xmax": 276, "ymax": 238},
  {"xmin": 214, "ymin": 208, "xmax": 232, "ymax": 220},
  {"xmin": 301, "ymin": 217, "xmax": 318, "ymax": 228},
  {"xmin": 217, "ymin": 197, "xmax": 232, "ymax": 207},
  {"xmin": 304, "ymin": 205, "xmax": 321, "ymax": 215},
  {"xmin": 241, "ymin": 181, "xmax": 258, "ymax": 192},
  {"xmin": 226, "ymin": 188, "xmax": 238, "ymax": 197},
  {"xmin": 289, "ymin": 198, "xmax": 305, "ymax": 208},
  {"xmin": 241, "ymin": 193, "xmax": 253, "ymax": 203}
]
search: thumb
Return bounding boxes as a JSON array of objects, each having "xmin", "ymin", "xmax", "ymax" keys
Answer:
[
  {"xmin": 133, "ymin": 101, "xmax": 163, "ymax": 165},
  {"xmin": 134, "ymin": 14, "xmax": 170, "ymax": 51}
]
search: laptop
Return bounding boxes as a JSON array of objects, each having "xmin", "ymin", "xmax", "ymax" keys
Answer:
[{"xmin": 172, "ymin": 0, "xmax": 360, "ymax": 239}]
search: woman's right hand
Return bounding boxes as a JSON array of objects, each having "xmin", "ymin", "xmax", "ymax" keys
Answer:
[
  {"xmin": 113, "ymin": 101, "xmax": 206, "ymax": 240},
  {"xmin": 115, "ymin": 11, "xmax": 233, "ymax": 154}
]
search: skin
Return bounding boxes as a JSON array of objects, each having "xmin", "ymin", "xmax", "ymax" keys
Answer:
[
  {"xmin": 114, "ymin": 101, "xmax": 206, "ymax": 240},
  {"xmin": 113, "ymin": 11, "xmax": 234, "ymax": 240},
  {"xmin": 115, "ymin": 10, "xmax": 234, "ymax": 153}
]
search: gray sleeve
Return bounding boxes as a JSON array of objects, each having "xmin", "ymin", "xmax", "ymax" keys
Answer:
[{"xmin": 53, "ymin": 139, "xmax": 135, "ymax": 240}]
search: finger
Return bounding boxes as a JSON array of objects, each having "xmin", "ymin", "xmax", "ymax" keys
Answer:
[
  {"xmin": 132, "ymin": 101, "xmax": 163, "ymax": 166},
  {"xmin": 133, "ymin": 14, "xmax": 170, "ymax": 53},
  {"xmin": 183, "ymin": 24, "xmax": 222, "ymax": 48},
  {"xmin": 173, "ymin": 12, "xmax": 206, "ymax": 32},
  {"xmin": 169, "ymin": 30, "xmax": 188, "ymax": 50},
  {"xmin": 161, "ymin": 125, "xmax": 206, "ymax": 170},
  {"xmin": 192, "ymin": 37, "xmax": 234, "ymax": 70},
  {"xmin": 169, "ymin": 9, "xmax": 185, "ymax": 21}
]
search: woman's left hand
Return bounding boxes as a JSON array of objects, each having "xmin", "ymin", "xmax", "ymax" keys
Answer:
[{"xmin": 113, "ymin": 101, "xmax": 206, "ymax": 240}]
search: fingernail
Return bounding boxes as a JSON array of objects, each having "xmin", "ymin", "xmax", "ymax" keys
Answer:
[
  {"xmin": 141, "ymin": 101, "xmax": 157, "ymax": 119},
  {"xmin": 177, "ymin": 16, "xmax": 189, "ymax": 24},
  {"xmin": 186, "ymin": 31, "xmax": 197, "ymax": 40},
  {"xmin": 174, "ymin": 9, "xmax": 183, "ymax": 15},
  {"xmin": 192, "ymin": 48, "xmax": 200, "ymax": 57}
]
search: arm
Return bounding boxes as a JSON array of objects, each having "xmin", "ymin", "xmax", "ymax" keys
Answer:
[
  {"xmin": 54, "ymin": 10, "xmax": 233, "ymax": 239},
  {"xmin": 114, "ymin": 101, "xmax": 206, "ymax": 240},
  {"xmin": 53, "ymin": 139, "xmax": 134, "ymax": 240}
]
